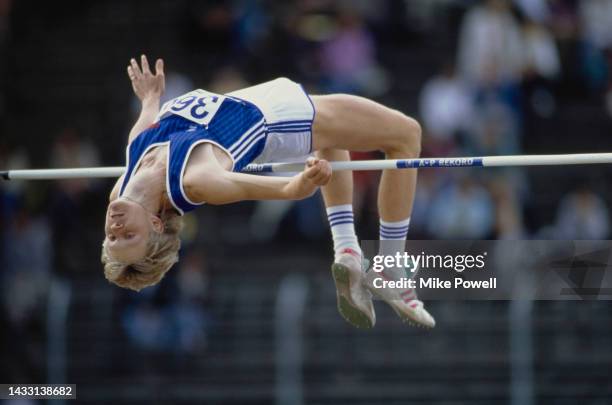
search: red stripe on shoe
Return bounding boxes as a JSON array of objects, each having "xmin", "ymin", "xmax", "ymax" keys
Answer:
[
  {"xmin": 340, "ymin": 248, "xmax": 360, "ymax": 259},
  {"xmin": 403, "ymin": 295, "xmax": 416, "ymax": 303}
]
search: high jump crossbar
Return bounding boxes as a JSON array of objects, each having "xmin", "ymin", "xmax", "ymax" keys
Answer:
[{"xmin": 2, "ymin": 152, "xmax": 612, "ymax": 180}]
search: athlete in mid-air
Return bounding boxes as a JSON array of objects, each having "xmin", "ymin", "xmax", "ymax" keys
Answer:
[{"xmin": 102, "ymin": 55, "xmax": 435, "ymax": 329}]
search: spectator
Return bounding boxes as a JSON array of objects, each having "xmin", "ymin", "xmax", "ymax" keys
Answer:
[
  {"xmin": 488, "ymin": 174, "xmax": 527, "ymax": 239},
  {"xmin": 410, "ymin": 169, "xmax": 444, "ymax": 238},
  {"xmin": 319, "ymin": 8, "xmax": 389, "ymax": 96},
  {"xmin": 49, "ymin": 127, "xmax": 101, "ymax": 197},
  {"xmin": 554, "ymin": 187, "xmax": 610, "ymax": 239},
  {"xmin": 2, "ymin": 204, "xmax": 51, "ymax": 327},
  {"xmin": 457, "ymin": 0, "xmax": 525, "ymax": 87},
  {"xmin": 234, "ymin": 0, "xmax": 272, "ymax": 55},
  {"xmin": 121, "ymin": 251, "xmax": 210, "ymax": 354},
  {"xmin": 549, "ymin": 0, "xmax": 590, "ymax": 97},
  {"xmin": 465, "ymin": 102, "xmax": 520, "ymax": 156},
  {"xmin": 173, "ymin": 251, "xmax": 210, "ymax": 352},
  {"xmin": 522, "ymin": 19, "xmax": 561, "ymax": 81},
  {"xmin": 427, "ymin": 175, "xmax": 495, "ymax": 239},
  {"xmin": 49, "ymin": 128, "xmax": 103, "ymax": 276},
  {"xmin": 579, "ymin": 0, "xmax": 612, "ymax": 115},
  {"xmin": 249, "ymin": 197, "xmax": 294, "ymax": 242},
  {"xmin": 351, "ymin": 151, "xmax": 379, "ymax": 224},
  {"xmin": 513, "ymin": 0, "xmax": 551, "ymax": 24},
  {"xmin": 579, "ymin": 0, "xmax": 612, "ymax": 52},
  {"xmin": 419, "ymin": 62, "xmax": 474, "ymax": 151},
  {"xmin": 521, "ymin": 18, "xmax": 560, "ymax": 118},
  {"xmin": 1, "ymin": 200, "xmax": 51, "ymax": 383}
]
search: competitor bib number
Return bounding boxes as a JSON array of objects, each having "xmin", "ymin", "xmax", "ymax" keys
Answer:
[{"xmin": 159, "ymin": 89, "xmax": 226, "ymax": 126}]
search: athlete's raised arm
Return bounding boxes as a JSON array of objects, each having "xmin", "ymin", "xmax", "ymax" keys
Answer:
[
  {"xmin": 126, "ymin": 54, "xmax": 165, "ymax": 144},
  {"xmin": 107, "ymin": 55, "xmax": 164, "ymax": 201},
  {"xmin": 187, "ymin": 158, "xmax": 332, "ymax": 205}
]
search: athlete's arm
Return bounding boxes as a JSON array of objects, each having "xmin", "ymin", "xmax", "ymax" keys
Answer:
[
  {"xmin": 189, "ymin": 158, "xmax": 332, "ymax": 205},
  {"xmin": 126, "ymin": 55, "xmax": 165, "ymax": 144}
]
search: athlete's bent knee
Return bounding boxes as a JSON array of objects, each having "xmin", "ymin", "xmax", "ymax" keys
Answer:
[
  {"xmin": 405, "ymin": 116, "xmax": 422, "ymax": 155},
  {"xmin": 385, "ymin": 114, "xmax": 422, "ymax": 157}
]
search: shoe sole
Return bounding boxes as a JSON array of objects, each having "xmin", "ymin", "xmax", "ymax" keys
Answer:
[
  {"xmin": 388, "ymin": 302, "xmax": 434, "ymax": 329},
  {"xmin": 364, "ymin": 277, "xmax": 434, "ymax": 329},
  {"xmin": 331, "ymin": 263, "xmax": 374, "ymax": 329}
]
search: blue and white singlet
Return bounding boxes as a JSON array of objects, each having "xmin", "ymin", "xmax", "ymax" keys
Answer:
[{"xmin": 119, "ymin": 89, "xmax": 267, "ymax": 215}]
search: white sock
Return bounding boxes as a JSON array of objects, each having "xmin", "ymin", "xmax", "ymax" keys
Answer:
[
  {"xmin": 379, "ymin": 217, "xmax": 414, "ymax": 284},
  {"xmin": 326, "ymin": 204, "xmax": 361, "ymax": 260},
  {"xmin": 379, "ymin": 217, "xmax": 410, "ymax": 256}
]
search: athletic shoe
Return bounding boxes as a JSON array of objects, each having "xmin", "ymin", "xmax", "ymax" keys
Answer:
[
  {"xmin": 331, "ymin": 248, "xmax": 376, "ymax": 329},
  {"xmin": 363, "ymin": 261, "xmax": 435, "ymax": 329}
]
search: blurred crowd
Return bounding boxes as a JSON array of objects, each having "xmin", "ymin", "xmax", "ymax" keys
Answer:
[
  {"xmin": 414, "ymin": 0, "xmax": 612, "ymax": 241},
  {"xmin": 1, "ymin": 0, "xmax": 612, "ymax": 371}
]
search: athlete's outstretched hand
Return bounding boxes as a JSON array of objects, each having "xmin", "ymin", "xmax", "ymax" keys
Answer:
[{"xmin": 127, "ymin": 54, "xmax": 165, "ymax": 102}]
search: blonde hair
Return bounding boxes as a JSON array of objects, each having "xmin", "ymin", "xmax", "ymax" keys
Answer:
[{"xmin": 101, "ymin": 212, "xmax": 183, "ymax": 292}]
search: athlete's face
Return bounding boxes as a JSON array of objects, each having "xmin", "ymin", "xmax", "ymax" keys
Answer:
[{"xmin": 104, "ymin": 199, "xmax": 156, "ymax": 264}]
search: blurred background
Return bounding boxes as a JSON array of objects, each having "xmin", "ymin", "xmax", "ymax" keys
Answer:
[{"xmin": 1, "ymin": 0, "xmax": 612, "ymax": 403}]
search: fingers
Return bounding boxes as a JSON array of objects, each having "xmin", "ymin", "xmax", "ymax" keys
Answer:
[
  {"xmin": 155, "ymin": 58, "xmax": 164, "ymax": 77},
  {"xmin": 128, "ymin": 55, "xmax": 164, "ymax": 80},
  {"xmin": 130, "ymin": 58, "xmax": 142, "ymax": 79},
  {"xmin": 313, "ymin": 160, "xmax": 332, "ymax": 185},
  {"xmin": 127, "ymin": 65, "xmax": 136, "ymax": 81},
  {"xmin": 140, "ymin": 54, "xmax": 151, "ymax": 75},
  {"xmin": 306, "ymin": 156, "xmax": 320, "ymax": 168},
  {"xmin": 311, "ymin": 171, "xmax": 329, "ymax": 185},
  {"xmin": 304, "ymin": 159, "xmax": 331, "ymax": 185}
]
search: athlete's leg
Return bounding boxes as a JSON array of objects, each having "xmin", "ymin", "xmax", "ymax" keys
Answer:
[
  {"xmin": 311, "ymin": 94, "xmax": 435, "ymax": 328},
  {"xmin": 317, "ymin": 149, "xmax": 352, "ymax": 208},
  {"xmin": 312, "ymin": 94, "xmax": 419, "ymax": 261},
  {"xmin": 311, "ymin": 94, "xmax": 421, "ymax": 222},
  {"xmin": 317, "ymin": 148, "xmax": 360, "ymax": 256},
  {"xmin": 317, "ymin": 147, "xmax": 375, "ymax": 329}
]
